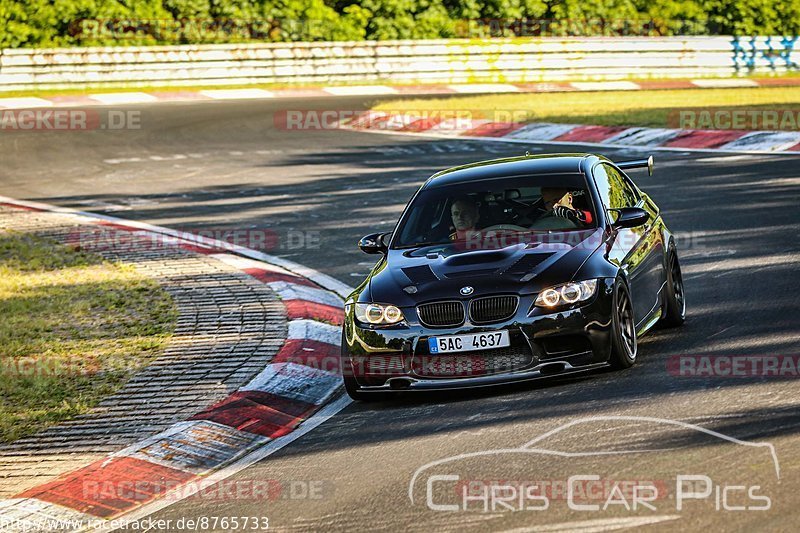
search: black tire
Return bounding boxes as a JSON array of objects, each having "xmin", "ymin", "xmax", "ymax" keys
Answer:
[
  {"xmin": 609, "ymin": 280, "xmax": 637, "ymax": 369},
  {"xmin": 659, "ymin": 249, "xmax": 686, "ymax": 328}
]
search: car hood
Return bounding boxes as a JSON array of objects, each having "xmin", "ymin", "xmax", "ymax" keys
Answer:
[{"xmin": 367, "ymin": 228, "xmax": 604, "ymax": 306}]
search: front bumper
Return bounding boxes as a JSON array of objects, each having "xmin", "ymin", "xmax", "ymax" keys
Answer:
[{"xmin": 343, "ymin": 278, "xmax": 615, "ymax": 392}]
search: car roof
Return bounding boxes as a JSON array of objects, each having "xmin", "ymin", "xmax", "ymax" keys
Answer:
[{"xmin": 424, "ymin": 153, "xmax": 606, "ymax": 189}]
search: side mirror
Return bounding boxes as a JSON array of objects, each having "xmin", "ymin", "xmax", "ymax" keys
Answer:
[
  {"xmin": 358, "ymin": 232, "xmax": 389, "ymax": 254},
  {"xmin": 610, "ymin": 207, "xmax": 650, "ymax": 229}
]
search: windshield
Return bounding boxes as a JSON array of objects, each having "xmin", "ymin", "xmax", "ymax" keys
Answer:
[{"xmin": 392, "ymin": 174, "xmax": 596, "ymax": 250}]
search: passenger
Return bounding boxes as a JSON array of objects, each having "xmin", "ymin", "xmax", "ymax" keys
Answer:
[{"xmin": 539, "ymin": 187, "xmax": 593, "ymax": 225}]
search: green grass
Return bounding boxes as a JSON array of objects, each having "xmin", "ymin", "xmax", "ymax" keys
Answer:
[
  {"xmin": 0, "ymin": 232, "xmax": 177, "ymax": 443},
  {"xmin": 373, "ymin": 86, "xmax": 800, "ymax": 128}
]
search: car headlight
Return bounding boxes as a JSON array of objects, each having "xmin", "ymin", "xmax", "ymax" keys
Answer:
[
  {"xmin": 535, "ymin": 280, "xmax": 598, "ymax": 308},
  {"xmin": 354, "ymin": 303, "xmax": 405, "ymax": 325}
]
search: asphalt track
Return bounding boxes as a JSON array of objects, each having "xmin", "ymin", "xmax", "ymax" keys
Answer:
[{"xmin": 1, "ymin": 97, "xmax": 799, "ymax": 532}]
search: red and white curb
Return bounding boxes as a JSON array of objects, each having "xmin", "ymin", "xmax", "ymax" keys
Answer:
[
  {"xmin": 0, "ymin": 195, "xmax": 355, "ymax": 532},
  {"xmin": 1, "ymin": 77, "xmax": 799, "ymax": 110},
  {"xmin": 342, "ymin": 111, "xmax": 800, "ymax": 155}
]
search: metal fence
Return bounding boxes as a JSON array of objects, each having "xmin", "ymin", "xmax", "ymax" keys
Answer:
[{"xmin": 0, "ymin": 36, "xmax": 797, "ymax": 91}]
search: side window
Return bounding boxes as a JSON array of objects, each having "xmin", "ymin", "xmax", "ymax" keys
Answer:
[
  {"xmin": 592, "ymin": 164, "xmax": 613, "ymax": 211},
  {"xmin": 602, "ymin": 164, "xmax": 639, "ymax": 209}
]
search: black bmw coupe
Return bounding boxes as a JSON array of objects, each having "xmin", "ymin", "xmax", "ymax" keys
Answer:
[{"xmin": 342, "ymin": 153, "xmax": 685, "ymax": 400}]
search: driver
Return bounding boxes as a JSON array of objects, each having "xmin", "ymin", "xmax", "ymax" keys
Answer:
[
  {"xmin": 449, "ymin": 196, "xmax": 481, "ymax": 241},
  {"xmin": 539, "ymin": 187, "xmax": 593, "ymax": 225}
]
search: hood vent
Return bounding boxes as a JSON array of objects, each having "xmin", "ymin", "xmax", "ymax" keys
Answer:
[
  {"xmin": 444, "ymin": 248, "xmax": 511, "ymax": 266},
  {"xmin": 500, "ymin": 253, "xmax": 553, "ymax": 277},
  {"xmin": 402, "ymin": 265, "xmax": 439, "ymax": 284},
  {"xmin": 444, "ymin": 268, "xmax": 497, "ymax": 279}
]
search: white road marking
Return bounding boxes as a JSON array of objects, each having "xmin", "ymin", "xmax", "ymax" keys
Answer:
[
  {"xmin": 209, "ymin": 253, "xmax": 296, "ymax": 276},
  {"xmin": 102, "ymin": 157, "xmax": 144, "ymax": 164},
  {"xmin": 691, "ymin": 78, "xmax": 759, "ymax": 88},
  {"xmin": 603, "ymin": 127, "xmax": 682, "ymax": 146},
  {"xmin": 198, "ymin": 88, "xmax": 274, "ymax": 99},
  {"xmin": 427, "ymin": 118, "xmax": 490, "ymax": 135},
  {"xmin": 268, "ymin": 280, "xmax": 344, "ymax": 308},
  {"xmin": 240, "ymin": 362, "xmax": 342, "ymax": 405},
  {"xmin": 148, "ymin": 154, "xmax": 187, "ymax": 161},
  {"xmin": 506, "ymin": 123, "xmax": 578, "ymax": 141},
  {"xmin": 112, "ymin": 420, "xmax": 267, "ymax": 475},
  {"xmin": 287, "ymin": 319, "xmax": 341, "ymax": 345},
  {"xmin": 323, "ymin": 85, "xmax": 398, "ymax": 96},
  {"xmin": 570, "ymin": 81, "xmax": 641, "ymax": 91},
  {"xmin": 720, "ymin": 131, "xmax": 800, "ymax": 152},
  {"xmin": 88, "ymin": 92, "xmax": 158, "ymax": 104},
  {"xmin": 0, "ymin": 97, "xmax": 54, "ymax": 109},
  {"xmin": 693, "ymin": 154, "xmax": 773, "ymax": 163},
  {"xmin": 448, "ymin": 83, "xmax": 520, "ymax": 93},
  {"xmin": 708, "ymin": 325, "xmax": 735, "ymax": 339},
  {"xmin": 683, "ymin": 273, "xmax": 707, "ymax": 281}
]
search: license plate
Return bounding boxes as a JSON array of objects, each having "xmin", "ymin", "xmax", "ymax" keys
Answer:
[{"xmin": 428, "ymin": 330, "xmax": 510, "ymax": 354}]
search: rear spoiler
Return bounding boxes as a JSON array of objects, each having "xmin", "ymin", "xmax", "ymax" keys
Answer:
[{"xmin": 616, "ymin": 155, "xmax": 654, "ymax": 176}]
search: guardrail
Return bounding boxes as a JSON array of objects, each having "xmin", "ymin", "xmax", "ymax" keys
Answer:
[{"xmin": 0, "ymin": 36, "xmax": 797, "ymax": 91}]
